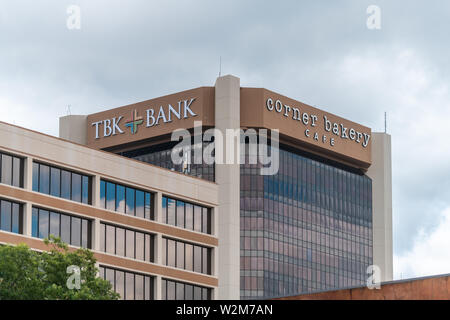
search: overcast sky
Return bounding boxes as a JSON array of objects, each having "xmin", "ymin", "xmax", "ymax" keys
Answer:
[{"xmin": 1, "ymin": 0, "xmax": 449, "ymax": 280}]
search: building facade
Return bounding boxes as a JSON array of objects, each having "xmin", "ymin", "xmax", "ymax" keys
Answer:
[{"xmin": 0, "ymin": 74, "xmax": 392, "ymax": 300}]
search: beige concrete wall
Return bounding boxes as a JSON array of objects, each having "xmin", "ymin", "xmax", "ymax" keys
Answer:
[
  {"xmin": 366, "ymin": 132, "xmax": 393, "ymax": 281},
  {"xmin": 59, "ymin": 115, "xmax": 88, "ymax": 145},
  {"xmin": 215, "ymin": 75, "xmax": 241, "ymax": 299}
]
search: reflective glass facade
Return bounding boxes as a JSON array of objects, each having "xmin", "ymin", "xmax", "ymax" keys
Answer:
[
  {"xmin": 162, "ymin": 278, "xmax": 211, "ymax": 300},
  {"xmin": 32, "ymin": 162, "xmax": 91, "ymax": 204},
  {"xmin": 120, "ymin": 140, "xmax": 215, "ymax": 182},
  {"xmin": 100, "ymin": 180, "xmax": 154, "ymax": 220},
  {"xmin": 99, "ymin": 265, "xmax": 154, "ymax": 300},
  {"xmin": 162, "ymin": 196, "xmax": 211, "ymax": 234},
  {"xmin": 240, "ymin": 145, "xmax": 372, "ymax": 299},
  {"xmin": 31, "ymin": 207, "xmax": 91, "ymax": 248}
]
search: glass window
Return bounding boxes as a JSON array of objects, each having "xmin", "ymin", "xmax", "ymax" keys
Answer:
[
  {"xmin": 116, "ymin": 227, "xmax": 125, "ymax": 256},
  {"xmin": 71, "ymin": 217, "xmax": 81, "ymax": 247},
  {"xmin": 162, "ymin": 197, "xmax": 167, "ymax": 224},
  {"xmin": 126, "ymin": 273, "xmax": 134, "ymax": 300},
  {"xmin": 135, "ymin": 232, "xmax": 144, "ymax": 261},
  {"xmin": 82, "ymin": 176, "xmax": 90, "ymax": 204},
  {"xmin": 32, "ymin": 207, "xmax": 38, "ymax": 237},
  {"xmin": 145, "ymin": 234, "xmax": 151, "ymax": 262},
  {"xmin": 38, "ymin": 209, "xmax": 49, "ymax": 239},
  {"xmin": 202, "ymin": 208, "xmax": 210, "ymax": 234},
  {"xmin": 126, "ymin": 229, "xmax": 134, "ymax": 258},
  {"xmin": 61, "ymin": 170, "xmax": 71, "ymax": 200},
  {"xmin": 106, "ymin": 225, "xmax": 115, "ymax": 254},
  {"xmin": 177, "ymin": 242, "xmax": 184, "ymax": 269},
  {"xmin": 106, "ymin": 182, "xmax": 116, "ymax": 211},
  {"xmin": 11, "ymin": 203, "xmax": 20, "ymax": 234},
  {"xmin": 49, "ymin": 211, "xmax": 60, "ymax": 237},
  {"xmin": 32, "ymin": 162, "xmax": 39, "ymax": 191},
  {"xmin": 116, "ymin": 185, "xmax": 125, "ymax": 213},
  {"xmin": 115, "ymin": 271, "xmax": 124, "ymax": 300},
  {"xmin": 71, "ymin": 173, "xmax": 82, "ymax": 203},
  {"xmin": 12, "ymin": 157, "xmax": 21, "ymax": 188},
  {"xmin": 194, "ymin": 245, "xmax": 202, "ymax": 273},
  {"xmin": 60, "ymin": 214, "xmax": 71, "ymax": 244},
  {"xmin": 145, "ymin": 193, "xmax": 152, "ymax": 220},
  {"xmin": 185, "ymin": 243, "xmax": 193, "ymax": 271},
  {"xmin": 136, "ymin": 190, "xmax": 145, "ymax": 218},
  {"xmin": 81, "ymin": 219, "xmax": 89, "ymax": 248},
  {"xmin": 39, "ymin": 164, "xmax": 50, "ymax": 194},
  {"xmin": 162, "ymin": 238, "xmax": 166, "ymax": 265},
  {"xmin": 0, "ymin": 200, "xmax": 11, "ymax": 232},
  {"xmin": 176, "ymin": 282, "xmax": 184, "ymax": 300},
  {"xmin": 176, "ymin": 201, "xmax": 185, "ymax": 228},
  {"xmin": 162, "ymin": 279, "xmax": 167, "ymax": 300},
  {"xmin": 167, "ymin": 281, "xmax": 175, "ymax": 300},
  {"xmin": 185, "ymin": 284, "xmax": 193, "ymax": 300},
  {"xmin": 50, "ymin": 167, "xmax": 61, "ymax": 197},
  {"xmin": 99, "ymin": 223, "xmax": 105, "ymax": 252},
  {"xmin": 1, "ymin": 154, "xmax": 12, "ymax": 185},
  {"xmin": 185, "ymin": 203, "xmax": 193, "ymax": 230},
  {"xmin": 194, "ymin": 286, "xmax": 202, "ymax": 300},
  {"xmin": 167, "ymin": 198, "xmax": 175, "ymax": 226},
  {"xmin": 167, "ymin": 239, "xmax": 176, "ymax": 267},
  {"xmin": 100, "ymin": 180, "xmax": 106, "ymax": 208},
  {"xmin": 194, "ymin": 205, "xmax": 202, "ymax": 232},
  {"xmin": 135, "ymin": 275, "xmax": 144, "ymax": 300},
  {"xmin": 126, "ymin": 187, "xmax": 135, "ymax": 215}
]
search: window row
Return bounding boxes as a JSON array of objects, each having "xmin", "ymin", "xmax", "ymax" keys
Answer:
[
  {"xmin": 162, "ymin": 237, "xmax": 211, "ymax": 275},
  {"xmin": 32, "ymin": 162, "xmax": 91, "ymax": 204},
  {"xmin": 162, "ymin": 196, "xmax": 211, "ymax": 234},
  {"xmin": 99, "ymin": 266, "xmax": 154, "ymax": 300},
  {"xmin": 0, "ymin": 151, "xmax": 23, "ymax": 188},
  {"xmin": 31, "ymin": 207, "xmax": 91, "ymax": 248},
  {"xmin": 162, "ymin": 278, "xmax": 211, "ymax": 300},
  {"xmin": 100, "ymin": 180, "xmax": 153, "ymax": 220},
  {"xmin": 100, "ymin": 223, "xmax": 154, "ymax": 263},
  {"xmin": 0, "ymin": 199, "xmax": 21, "ymax": 234}
]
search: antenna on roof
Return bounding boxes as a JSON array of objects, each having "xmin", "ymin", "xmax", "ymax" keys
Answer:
[
  {"xmin": 219, "ymin": 56, "xmax": 222, "ymax": 77},
  {"xmin": 67, "ymin": 105, "xmax": 72, "ymax": 116},
  {"xmin": 384, "ymin": 111, "xmax": 387, "ymax": 133}
]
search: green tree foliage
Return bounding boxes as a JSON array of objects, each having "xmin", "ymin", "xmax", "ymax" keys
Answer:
[{"xmin": 0, "ymin": 236, "xmax": 119, "ymax": 300}]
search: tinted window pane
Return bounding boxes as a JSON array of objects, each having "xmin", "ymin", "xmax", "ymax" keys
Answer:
[
  {"xmin": 106, "ymin": 268, "xmax": 115, "ymax": 289},
  {"xmin": 82, "ymin": 176, "xmax": 90, "ymax": 204},
  {"xmin": 126, "ymin": 230, "xmax": 134, "ymax": 258},
  {"xmin": 167, "ymin": 198, "xmax": 175, "ymax": 226},
  {"xmin": 31, "ymin": 207, "xmax": 38, "ymax": 237},
  {"xmin": 71, "ymin": 217, "xmax": 81, "ymax": 246},
  {"xmin": 49, "ymin": 211, "xmax": 60, "ymax": 238},
  {"xmin": 116, "ymin": 185, "xmax": 125, "ymax": 213},
  {"xmin": 71, "ymin": 173, "xmax": 82, "ymax": 202},
  {"xmin": 126, "ymin": 187, "xmax": 135, "ymax": 215},
  {"xmin": 162, "ymin": 197, "xmax": 167, "ymax": 224},
  {"xmin": 38, "ymin": 210, "xmax": 49, "ymax": 239},
  {"xmin": 81, "ymin": 219, "xmax": 89, "ymax": 248},
  {"xmin": 126, "ymin": 273, "xmax": 134, "ymax": 300},
  {"xmin": 194, "ymin": 246, "xmax": 202, "ymax": 273},
  {"xmin": 145, "ymin": 277, "xmax": 151, "ymax": 300},
  {"xmin": 185, "ymin": 203, "xmax": 193, "ymax": 230},
  {"xmin": 50, "ymin": 168, "xmax": 61, "ymax": 197},
  {"xmin": 106, "ymin": 182, "xmax": 116, "ymax": 211},
  {"xmin": 136, "ymin": 190, "xmax": 145, "ymax": 218},
  {"xmin": 202, "ymin": 208, "xmax": 210, "ymax": 234},
  {"xmin": 145, "ymin": 193, "xmax": 151, "ymax": 220},
  {"xmin": 167, "ymin": 281, "xmax": 175, "ymax": 300},
  {"xmin": 167, "ymin": 239, "xmax": 175, "ymax": 267},
  {"xmin": 145, "ymin": 234, "xmax": 151, "ymax": 262},
  {"xmin": 176, "ymin": 282, "xmax": 184, "ymax": 300},
  {"xmin": 99, "ymin": 223, "xmax": 105, "ymax": 252},
  {"xmin": 1, "ymin": 154, "xmax": 12, "ymax": 185},
  {"xmin": 185, "ymin": 284, "xmax": 193, "ymax": 300},
  {"xmin": 194, "ymin": 286, "xmax": 202, "ymax": 300},
  {"xmin": 1, "ymin": 200, "xmax": 11, "ymax": 232},
  {"xmin": 162, "ymin": 238, "xmax": 166, "ymax": 265},
  {"xmin": 61, "ymin": 214, "xmax": 70, "ymax": 243},
  {"xmin": 177, "ymin": 242, "xmax": 184, "ymax": 269},
  {"xmin": 39, "ymin": 165, "xmax": 50, "ymax": 194},
  {"xmin": 116, "ymin": 227, "xmax": 125, "ymax": 256},
  {"xmin": 135, "ymin": 275, "xmax": 144, "ymax": 300},
  {"xmin": 106, "ymin": 225, "xmax": 115, "ymax": 254},
  {"xmin": 11, "ymin": 203, "xmax": 20, "ymax": 233},
  {"xmin": 185, "ymin": 243, "xmax": 193, "ymax": 271},
  {"xmin": 116, "ymin": 271, "xmax": 124, "ymax": 300},
  {"xmin": 32, "ymin": 162, "xmax": 39, "ymax": 191},
  {"xmin": 161, "ymin": 279, "xmax": 167, "ymax": 300},
  {"xmin": 135, "ymin": 232, "xmax": 144, "ymax": 261},
  {"xmin": 12, "ymin": 157, "xmax": 21, "ymax": 187},
  {"xmin": 176, "ymin": 201, "xmax": 185, "ymax": 228},
  {"xmin": 61, "ymin": 170, "xmax": 71, "ymax": 200},
  {"xmin": 100, "ymin": 180, "xmax": 106, "ymax": 208},
  {"xmin": 203, "ymin": 247, "xmax": 208, "ymax": 274},
  {"xmin": 194, "ymin": 205, "xmax": 202, "ymax": 232}
]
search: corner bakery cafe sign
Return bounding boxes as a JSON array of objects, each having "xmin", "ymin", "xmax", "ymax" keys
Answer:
[{"xmin": 266, "ymin": 98, "xmax": 371, "ymax": 148}]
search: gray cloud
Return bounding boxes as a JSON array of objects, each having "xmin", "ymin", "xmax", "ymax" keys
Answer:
[{"xmin": 1, "ymin": 0, "xmax": 450, "ymax": 276}]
